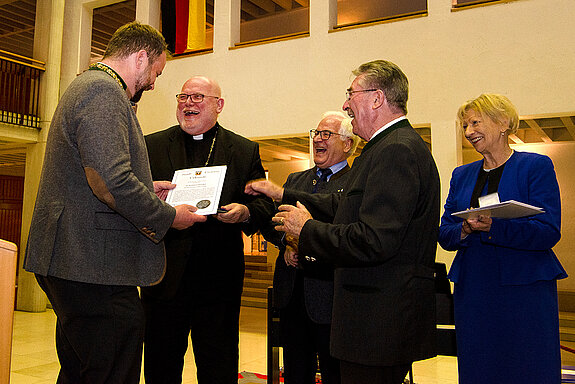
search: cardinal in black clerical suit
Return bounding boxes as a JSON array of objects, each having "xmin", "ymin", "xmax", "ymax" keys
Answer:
[{"xmin": 141, "ymin": 76, "xmax": 274, "ymax": 384}]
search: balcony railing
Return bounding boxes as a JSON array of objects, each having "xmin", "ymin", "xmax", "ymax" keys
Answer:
[{"xmin": 0, "ymin": 50, "xmax": 45, "ymax": 129}]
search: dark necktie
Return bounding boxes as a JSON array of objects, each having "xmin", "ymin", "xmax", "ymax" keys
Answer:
[{"xmin": 313, "ymin": 168, "xmax": 332, "ymax": 193}]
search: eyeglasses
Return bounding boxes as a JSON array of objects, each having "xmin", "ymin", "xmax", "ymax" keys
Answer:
[
  {"xmin": 345, "ymin": 89, "xmax": 378, "ymax": 101},
  {"xmin": 310, "ymin": 129, "xmax": 341, "ymax": 140},
  {"xmin": 176, "ymin": 93, "xmax": 220, "ymax": 103}
]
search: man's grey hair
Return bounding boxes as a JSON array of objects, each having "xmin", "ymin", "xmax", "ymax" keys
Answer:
[
  {"xmin": 352, "ymin": 60, "xmax": 408, "ymax": 115},
  {"xmin": 321, "ymin": 111, "xmax": 361, "ymax": 156}
]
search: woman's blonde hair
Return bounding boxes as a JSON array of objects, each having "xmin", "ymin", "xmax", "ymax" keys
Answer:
[{"xmin": 456, "ymin": 93, "xmax": 519, "ymax": 134}]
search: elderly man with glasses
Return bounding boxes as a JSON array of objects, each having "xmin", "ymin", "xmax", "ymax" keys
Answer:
[
  {"xmin": 261, "ymin": 111, "xmax": 359, "ymax": 384},
  {"xmin": 141, "ymin": 76, "xmax": 274, "ymax": 384}
]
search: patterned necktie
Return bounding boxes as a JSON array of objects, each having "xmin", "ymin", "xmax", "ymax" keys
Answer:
[{"xmin": 313, "ymin": 168, "xmax": 332, "ymax": 193}]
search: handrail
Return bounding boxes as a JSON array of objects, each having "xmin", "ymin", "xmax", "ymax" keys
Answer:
[{"xmin": 0, "ymin": 49, "xmax": 46, "ymax": 67}]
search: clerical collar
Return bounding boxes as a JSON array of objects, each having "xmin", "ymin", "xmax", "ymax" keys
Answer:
[
  {"xmin": 184, "ymin": 125, "xmax": 218, "ymax": 166},
  {"xmin": 189, "ymin": 125, "xmax": 218, "ymax": 141},
  {"xmin": 370, "ymin": 116, "xmax": 407, "ymax": 141},
  {"xmin": 88, "ymin": 62, "xmax": 127, "ymax": 90}
]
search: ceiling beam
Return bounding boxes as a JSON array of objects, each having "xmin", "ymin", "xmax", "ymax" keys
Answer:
[
  {"xmin": 560, "ymin": 117, "xmax": 575, "ymax": 140},
  {"xmin": 0, "ymin": 27, "xmax": 33, "ymax": 39},
  {"xmin": 249, "ymin": 0, "xmax": 276, "ymax": 13},
  {"xmin": 270, "ymin": 0, "xmax": 292, "ymax": 11},
  {"xmin": 0, "ymin": 0, "xmax": 19, "ymax": 6},
  {"xmin": 259, "ymin": 148, "xmax": 294, "ymax": 162},
  {"xmin": 293, "ymin": 0, "xmax": 309, "ymax": 6},
  {"xmin": 508, "ymin": 133, "xmax": 524, "ymax": 144},
  {"xmin": 525, "ymin": 119, "xmax": 553, "ymax": 143},
  {"xmin": 241, "ymin": 1, "xmax": 261, "ymax": 18},
  {"xmin": 259, "ymin": 144, "xmax": 308, "ymax": 160}
]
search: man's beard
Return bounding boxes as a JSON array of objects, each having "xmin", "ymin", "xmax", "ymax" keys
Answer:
[
  {"xmin": 131, "ymin": 87, "xmax": 145, "ymax": 103},
  {"xmin": 131, "ymin": 67, "xmax": 152, "ymax": 103}
]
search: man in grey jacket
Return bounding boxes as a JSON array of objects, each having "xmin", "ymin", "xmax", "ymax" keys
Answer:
[{"xmin": 24, "ymin": 22, "xmax": 205, "ymax": 384}]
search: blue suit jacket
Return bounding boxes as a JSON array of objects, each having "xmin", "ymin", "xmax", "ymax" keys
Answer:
[{"xmin": 439, "ymin": 151, "xmax": 566, "ymax": 285}]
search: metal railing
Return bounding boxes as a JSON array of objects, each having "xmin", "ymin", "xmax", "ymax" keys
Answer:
[{"xmin": 0, "ymin": 50, "xmax": 45, "ymax": 129}]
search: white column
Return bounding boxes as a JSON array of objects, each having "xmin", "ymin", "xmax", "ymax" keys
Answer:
[
  {"xmin": 214, "ymin": 0, "xmax": 238, "ymax": 50},
  {"xmin": 136, "ymin": 0, "xmax": 161, "ymax": 28},
  {"xmin": 17, "ymin": 0, "xmax": 65, "ymax": 312}
]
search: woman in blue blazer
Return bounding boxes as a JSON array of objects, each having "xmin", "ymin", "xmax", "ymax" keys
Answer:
[{"xmin": 439, "ymin": 94, "xmax": 566, "ymax": 383}]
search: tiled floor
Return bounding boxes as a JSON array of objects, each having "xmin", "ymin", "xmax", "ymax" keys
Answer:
[
  {"xmin": 9, "ymin": 306, "xmax": 460, "ymax": 384},
  {"xmin": 11, "ymin": 306, "xmax": 575, "ymax": 383}
]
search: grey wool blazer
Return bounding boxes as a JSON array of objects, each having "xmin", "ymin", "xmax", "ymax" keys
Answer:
[{"xmin": 24, "ymin": 70, "xmax": 176, "ymax": 287}]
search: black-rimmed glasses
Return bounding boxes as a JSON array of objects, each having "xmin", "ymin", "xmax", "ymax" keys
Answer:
[
  {"xmin": 176, "ymin": 93, "xmax": 220, "ymax": 103},
  {"xmin": 310, "ymin": 129, "xmax": 341, "ymax": 140},
  {"xmin": 345, "ymin": 89, "xmax": 378, "ymax": 101}
]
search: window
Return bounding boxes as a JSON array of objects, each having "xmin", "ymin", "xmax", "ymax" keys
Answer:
[
  {"xmin": 91, "ymin": 0, "xmax": 136, "ymax": 62},
  {"xmin": 161, "ymin": 0, "xmax": 214, "ymax": 55},
  {"xmin": 335, "ymin": 0, "xmax": 427, "ymax": 28},
  {"xmin": 0, "ymin": 0, "xmax": 37, "ymax": 58},
  {"xmin": 452, "ymin": 0, "xmax": 515, "ymax": 9},
  {"xmin": 239, "ymin": 0, "xmax": 309, "ymax": 44}
]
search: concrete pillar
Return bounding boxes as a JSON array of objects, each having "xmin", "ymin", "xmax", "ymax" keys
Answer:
[
  {"xmin": 136, "ymin": 0, "xmax": 161, "ymax": 28},
  {"xmin": 17, "ymin": 0, "xmax": 65, "ymax": 312}
]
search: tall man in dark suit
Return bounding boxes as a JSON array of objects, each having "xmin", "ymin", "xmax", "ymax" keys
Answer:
[
  {"xmin": 142, "ymin": 76, "xmax": 274, "ymax": 384},
  {"xmin": 246, "ymin": 60, "xmax": 440, "ymax": 383},
  {"xmin": 24, "ymin": 22, "xmax": 207, "ymax": 384},
  {"xmin": 264, "ymin": 111, "xmax": 360, "ymax": 384}
]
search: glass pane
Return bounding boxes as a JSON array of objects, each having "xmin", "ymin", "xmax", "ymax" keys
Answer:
[
  {"xmin": 92, "ymin": 0, "xmax": 136, "ymax": 62},
  {"xmin": 336, "ymin": 0, "xmax": 426, "ymax": 27},
  {"xmin": 239, "ymin": 0, "xmax": 309, "ymax": 43},
  {"xmin": 0, "ymin": 0, "xmax": 37, "ymax": 58}
]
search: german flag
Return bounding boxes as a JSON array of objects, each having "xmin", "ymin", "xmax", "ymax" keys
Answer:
[{"xmin": 161, "ymin": 0, "xmax": 205, "ymax": 54}]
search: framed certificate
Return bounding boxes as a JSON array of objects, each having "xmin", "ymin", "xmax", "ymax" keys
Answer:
[{"xmin": 165, "ymin": 165, "xmax": 227, "ymax": 215}]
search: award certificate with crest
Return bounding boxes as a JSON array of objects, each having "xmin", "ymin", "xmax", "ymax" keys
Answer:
[{"xmin": 165, "ymin": 165, "xmax": 227, "ymax": 215}]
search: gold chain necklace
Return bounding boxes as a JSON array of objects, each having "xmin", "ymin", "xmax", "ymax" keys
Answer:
[
  {"xmin": 88, "ymin": 62, "xmax": 127, "ymax": 90},
  {"xmin": 204, "ymin": 129, "xmax": 217, "ymax": 166}
]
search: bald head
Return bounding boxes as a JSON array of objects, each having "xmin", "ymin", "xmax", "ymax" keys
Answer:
[{"xmin": 176, "ymin": 76, "xmax": 225, "ymax": 136}]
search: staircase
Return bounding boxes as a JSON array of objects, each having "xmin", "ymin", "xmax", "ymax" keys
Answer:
[
  {"xmin": 560, "ymin": 312, "xmax": 575, "ymax": 366},
  {"xmin": 242, "ymin": 253, "xmax": 274, "ymax": 308},
  {"xmin": 561, "ymin": 312, "xmax": 575, "ymax": 342}
]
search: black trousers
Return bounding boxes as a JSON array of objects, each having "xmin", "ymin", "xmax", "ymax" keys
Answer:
[
  {"xmin": 35, "ymin": 274, "xmax": 144, "ymax": 384},
  {"xmin": 142, "ymin": 289, "xmax": 241, "ymax": 384},
  {"xmin": 340, "ymin": 361, "xmax": 411, "ymax": 384},
  {"xmin": 280, "ymin": 274, "xmax": 340, "ymax": 384}
]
